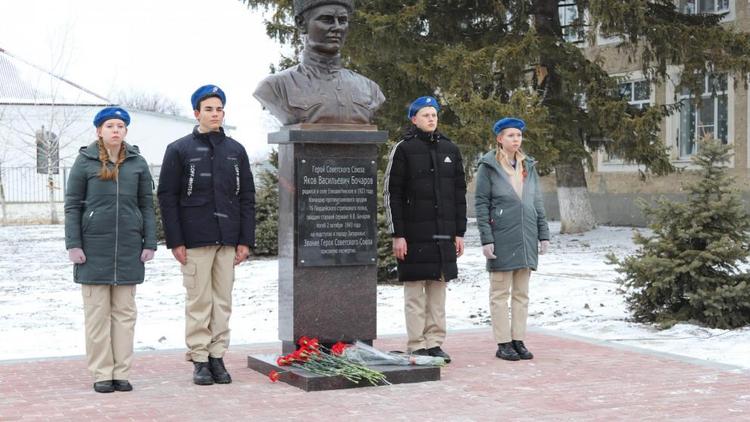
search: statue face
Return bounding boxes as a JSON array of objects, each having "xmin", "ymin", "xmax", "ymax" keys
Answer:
[{"xmin": 300, "ymin": 4, "xmax": 349, "ymax": 55}]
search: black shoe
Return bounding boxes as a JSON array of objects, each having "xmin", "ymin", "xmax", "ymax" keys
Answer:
[
  {"xmin": 112, "ymin": 380, "xmax": 133, "ymax": 392},
  {"xmin": 410, "ymin": 348, "xmax": 430, "ymax": 356},
  {"xmin": 208, "ymin": 357, "xmax": 232, "ymax": 384},
  {"xmin": 511, "ymin": 340, "xmax": 534, "ymax": 360},
  {"xmin": 93, "ymin": 381, "xmax": 115, "ymax": 393},
  {"xmin": 496, "ymin": 342, "xmax": 521, "ymax": 361},
  {"xmin": 427, "ymin": 346, "xmax": 452, "ymax": 363},
  {"xmin": 193, "ymin": 361, "xmax": 214, "ymax": 385}
]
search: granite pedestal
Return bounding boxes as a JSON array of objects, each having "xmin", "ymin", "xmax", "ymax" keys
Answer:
[{"xmin": 246, "ymin": 124, "xmax": 442, "ymax": 390}]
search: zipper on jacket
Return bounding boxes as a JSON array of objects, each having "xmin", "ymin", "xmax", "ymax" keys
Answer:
[
  {"xmin": 520, "ymin": 175, "xmax": 529, "ymax": 268},
  {"xmin": 114, "ymin": 174, "xmax": 119, "ymax": 284}
]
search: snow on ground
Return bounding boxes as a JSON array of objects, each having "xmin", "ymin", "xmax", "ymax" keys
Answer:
[{"xmin": 0, "ymin": 221, "xmax": 748, "ymax": 369}]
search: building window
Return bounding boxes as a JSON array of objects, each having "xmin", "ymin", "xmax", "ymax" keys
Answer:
[
  {"xmin": 677, "ymin": 74, "xmax": 728, "ymax": 159},
  {"xmin": 678, "ymin": 0, "xmax": 730, "ymax": 14},
  {"xmin": 35, "ymin": 127, "xmax": 60, "ymax": 175},
  {"xmin": 559, "ymin": 1, "xmax": 584, "ymax": 43},
  {"xmin": 602, "ymin": 79, "xmax": 653, "ymax": 164},
  {"xmin": 619, "ymin": 80, "xmax": 651, "ymax": 110}
]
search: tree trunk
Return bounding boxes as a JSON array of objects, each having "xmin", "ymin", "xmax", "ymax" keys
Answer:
[
  {"xmin": 555, "ymin": 161, "xmax": 596, "ymax": 233},
  {"xmin": 0, "ymin": 166, "xmax": 7, "ymax": 226},
  {"xmin": 533, "ymin": 0, "xmax": 596, "ymax": 233},
  {"xmin": 47, "ymin": 174, "xmax": 58, "ymax": 224}
]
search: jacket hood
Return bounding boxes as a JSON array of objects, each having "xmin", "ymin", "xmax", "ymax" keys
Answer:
[
  {"xmin": 79, "ymin": 141, "xmax": 141, "ymax": 160},
  {"xmin": 478, "ymin": 150, "xmax": 537, "ymax": 173}
]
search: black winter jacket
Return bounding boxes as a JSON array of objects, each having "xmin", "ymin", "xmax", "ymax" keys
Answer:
[
  {"xmin": 384, "ymin": 127, "xmax": 467, "ymax": 281},
  {"xmin": 157, "ymin": 127, "xmax": 256, "ymax": 249}
]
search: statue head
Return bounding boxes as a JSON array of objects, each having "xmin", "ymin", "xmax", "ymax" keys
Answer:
[{"xmin": 294, "ymin": 0, "xmax": 355, "ymax": 55}]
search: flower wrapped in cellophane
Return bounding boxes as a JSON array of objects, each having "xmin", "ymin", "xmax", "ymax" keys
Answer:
[{"xmin": 334, "ymin": 341, "xmax": 446, "ymax": 366}]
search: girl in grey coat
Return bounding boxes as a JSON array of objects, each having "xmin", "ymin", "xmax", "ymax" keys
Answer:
[
  {"xmin": 474, "ymin": 117, "xmax": 550, "ymax": 361},
  {"xmin": 64, "ymin": 107, "xmax": 157, "ymax": 393}
]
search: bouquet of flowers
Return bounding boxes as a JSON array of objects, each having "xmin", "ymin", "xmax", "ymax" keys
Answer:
[
  {"xmin": 274, "ymin": 337, "xmax": 389, "ymax": 386},
  {"xmin": 333, "ymin": 341, "xmax": 446, "ymax": 366}
]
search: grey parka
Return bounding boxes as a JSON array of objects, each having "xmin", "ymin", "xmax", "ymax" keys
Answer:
[
  {"xmin": 64, "ymin": 142, "xmax": 157, "ymax": 284},
  {"xmin": 474, "ymin": 150, "xmax": 550, "ymax": 272}
]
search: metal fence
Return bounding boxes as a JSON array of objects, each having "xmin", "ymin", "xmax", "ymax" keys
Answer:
[
  {"xmin": 0, "ymin": 163, "xmax": 271, "ymax": 204},
  {"xmin": 0, "ymin": 165, "xmax": 163, "ymax": 204},
  {"xmin": 0, "ymin": 166, "xmax": 69, "ymax": 203}
]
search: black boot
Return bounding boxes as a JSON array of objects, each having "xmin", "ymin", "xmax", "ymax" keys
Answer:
[
  {"xmin": 511, "ymin": 340, "xmax": 534, "ymax": 360},
  {"xmin": 427, "ymin": 346, "xmax": 452, "ymax": 363},
  {"xmin": 496, "ymin": 342, "xmax": 520, "ymax": 361},
  {"xmin": 112, "ymin": 380, "xmax": 133, "ymax": 392},
  {"xmin": 209, "ymin": 357, "xmax": 232, "ymax": 384},
  {"xmin": 409, "ymin": 348, "xmax": 430, "ymax": 356},
  {"xmin": 193, "ymin": 361, "xmax": 214, "ymax": 385},
  {"xmin": 93, "ymin": 380, "xmax": 115, "ymax": 393}
]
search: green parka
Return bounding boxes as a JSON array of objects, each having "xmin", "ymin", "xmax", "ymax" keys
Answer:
[
  {"xmin": 64, "ymin": 142, "xmax": 157, "ymax": 284},
  {"xmin": 474, "ymin": 151, "xmax": 550, "ymax": 272}
]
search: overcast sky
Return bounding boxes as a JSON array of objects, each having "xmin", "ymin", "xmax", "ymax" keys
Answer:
[{"xmin": 0, "ymin": 0, "xmax": 284, "ymax": 159}]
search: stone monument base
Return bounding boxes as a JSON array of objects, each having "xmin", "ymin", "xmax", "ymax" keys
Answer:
[{"xmin": 247, "ymin": 354, "xmax": 441, "ymax": 392}]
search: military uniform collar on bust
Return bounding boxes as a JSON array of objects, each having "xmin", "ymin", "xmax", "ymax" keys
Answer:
[{"xmin": 302, "ymin": 47, "xmax": 343, "ymax": 71}]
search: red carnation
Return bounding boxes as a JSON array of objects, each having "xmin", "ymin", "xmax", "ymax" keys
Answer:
[
  {"xmin": 268, "ymin": 370, "xmax": 281, "ymax": 382},
  {"xmin": 297, "ymin": 336, "xmax": 311, "ymax": 347},
  {"xmin": 331, "ymin": 341, "xmax": 350, "ymax": 356}
]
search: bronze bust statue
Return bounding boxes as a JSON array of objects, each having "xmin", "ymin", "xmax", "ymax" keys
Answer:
[{"xmin": 253, "ymin": 0, "xmax": 385, "ymax": 125}]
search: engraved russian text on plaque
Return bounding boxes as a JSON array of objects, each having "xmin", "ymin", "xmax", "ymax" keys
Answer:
[{"xmin": 296, "ymin": 157, "xmax": 377, "ymax": 267}]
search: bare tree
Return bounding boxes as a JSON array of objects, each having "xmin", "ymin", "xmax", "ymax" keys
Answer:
[
  {"xmin": 0, "ymin": 44, "xmax": 102, "ymax": 224},
  {"xmin": 0, "ymin": 106, "xmax": 7, "ymax": 225},
  {"xmin": 114, "ymin": 90, "xmax": 182, "ymax": 116}
]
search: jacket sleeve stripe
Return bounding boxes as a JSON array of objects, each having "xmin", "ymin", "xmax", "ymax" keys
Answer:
[{"xmin": 383, "ymin": 140, "xmax": 404, "ymax": 235}]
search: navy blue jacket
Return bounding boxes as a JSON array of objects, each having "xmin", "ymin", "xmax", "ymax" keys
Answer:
[{"xmin": 157, "ymin": 126, "xmax": 255, "ymax": 249}]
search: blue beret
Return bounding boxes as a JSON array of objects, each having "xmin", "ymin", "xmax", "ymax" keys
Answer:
[
  {"xmin": 191, "ymin": 84, "xmax": 226, "ymax": 110},
  {"xmin": 93, "ymin": 107, "xmax": 130, "ymax": 127},
  {"xmin": 493, "ymin": 117, "xmax": 526, "ymax": 135},
  {"xmin": 407, "ymin": 96, "xmax": 440, "ymax": 119}
]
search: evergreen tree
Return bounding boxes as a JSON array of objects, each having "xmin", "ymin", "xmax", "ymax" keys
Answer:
[
  {"xmin": 253, "ymin": 150, "xmax": 280, "ymax": 256},
  {"xmin": 609, "ymin": 139, "xmax": 750, "ymax": 329},
  {"xmin": 241, "ymin": 0, "xmax": 750, "ymax": 233},
  {"xmin": 153, "ymin": 194, "xmax": 165, "ymax": 243}
]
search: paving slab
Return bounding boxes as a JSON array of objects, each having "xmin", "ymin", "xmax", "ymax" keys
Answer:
[{"xmin": 0, "ymin": 328, "xmax": 747, "ymax": 421}]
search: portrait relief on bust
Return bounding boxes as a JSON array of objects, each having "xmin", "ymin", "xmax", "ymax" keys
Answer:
[{"xmin": 253, "ymin": 0, "xmax": 386, "ymax": 125}]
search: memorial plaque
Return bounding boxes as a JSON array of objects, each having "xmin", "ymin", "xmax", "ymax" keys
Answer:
[{"xmin": 296, "ymin": 157, "xmax": 377, "ymax": 267}]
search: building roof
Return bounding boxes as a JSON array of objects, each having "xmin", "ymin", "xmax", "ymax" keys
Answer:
[{"xmin": 0, "ymin": 47, "xmax": 112, "ymax": 106}]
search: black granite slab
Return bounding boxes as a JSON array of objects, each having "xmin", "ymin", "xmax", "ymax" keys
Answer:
[
  {"xmin": 247, "ymin": 354, "xmax": 441, "ymax": 392},
  {"xmin": 274, "ymin": 133, "xmax": 386, "ymax": 354}
]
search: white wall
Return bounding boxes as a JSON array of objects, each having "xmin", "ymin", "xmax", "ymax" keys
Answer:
[{"xmin": 0, "ymin": 104, "xmax": 196, "ymax": 167}]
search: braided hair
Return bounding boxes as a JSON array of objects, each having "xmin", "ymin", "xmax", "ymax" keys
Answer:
[{"xmin": 97, "ymin": 138, "xmax": 126, "ymax": 181}]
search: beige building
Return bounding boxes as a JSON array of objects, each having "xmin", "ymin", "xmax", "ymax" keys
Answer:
[{"xmin": 541, "ymin": 0, "xmax": 750, "ymax": 225}]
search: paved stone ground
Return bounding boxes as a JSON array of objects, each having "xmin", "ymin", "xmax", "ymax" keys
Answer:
[{"xmin": 1, "ymin": 328, "xmax": 748, "ymax": 421}]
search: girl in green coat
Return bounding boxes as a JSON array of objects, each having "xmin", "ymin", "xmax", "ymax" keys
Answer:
[
  {"xmin": 64, "ymin": 107, "xmax": 157, "ymax": 393},
  {"xmin": 474, "ymin": 117, "xmax": 550, "ymax": 362}
]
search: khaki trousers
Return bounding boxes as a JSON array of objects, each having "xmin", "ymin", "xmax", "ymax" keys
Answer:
[
  {"xmin": 182, "ymin": 245, "xmax": 235, "ymax": 362},
  {"xmin": 82, "ymin": 284, "xmax": 137, "ymax": 382},
  {"xmin": 489, "ymin": 269, "xmax": 531, "ymax": 344},
  {"xmin": 404, "ymin": 280, "xmax": 446, "ymax": 352}
]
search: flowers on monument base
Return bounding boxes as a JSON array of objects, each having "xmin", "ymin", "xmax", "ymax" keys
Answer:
[
  {"xmin": 333, "ymin": 341, "xmax": 446, "ymax": 366},
  {"xmin": 272, "ymin": 336, "xmax": 389, "ymax": 386},
  {"xmin": 268, "ymin": 370, "xmax": 281, "ymax": 382}
]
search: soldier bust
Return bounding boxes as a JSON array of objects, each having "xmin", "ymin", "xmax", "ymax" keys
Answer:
[{"xmin": 253, "ymin": 0, "xmax": 385, "ymax": 125}]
